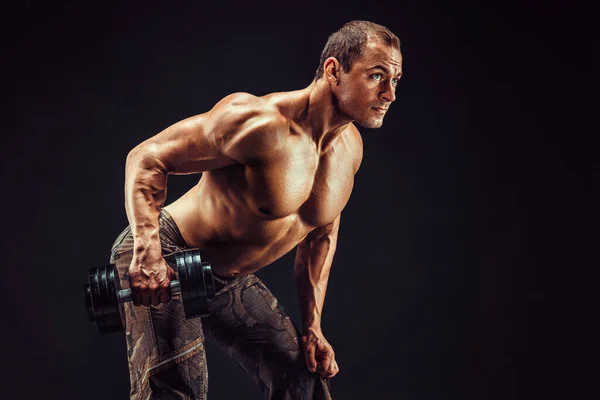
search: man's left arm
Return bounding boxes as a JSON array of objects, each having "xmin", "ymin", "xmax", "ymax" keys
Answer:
[{"xmin": 294, "ymin": 214, "xmax": 341, "ymax": 379}]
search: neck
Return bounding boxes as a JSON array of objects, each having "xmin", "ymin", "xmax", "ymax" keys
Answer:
[{"xmin": 296, "ymin": 78, "xmax": 353, "ymax": 153}]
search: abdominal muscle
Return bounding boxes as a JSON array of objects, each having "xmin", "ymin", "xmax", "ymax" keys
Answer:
[{"xmin": 163, "ymin": 174, "xmax": 310, "ymax": 278}]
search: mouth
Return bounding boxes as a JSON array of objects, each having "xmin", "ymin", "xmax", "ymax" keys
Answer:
[{"xmin": 372, "ymin": 107, "xmax": 388, "ymax": 114}]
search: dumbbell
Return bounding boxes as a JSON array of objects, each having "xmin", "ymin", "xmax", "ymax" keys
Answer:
[{"xmin": 84, "ymin": 249, "xmax": 215, "ymax": 334}]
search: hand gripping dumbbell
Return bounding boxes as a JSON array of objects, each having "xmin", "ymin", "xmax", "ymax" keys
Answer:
[{"xmin": 84, "ymin": 249, "xmax": 215, "ymax": 334}]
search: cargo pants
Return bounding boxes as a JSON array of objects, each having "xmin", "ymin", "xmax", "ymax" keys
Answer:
[{"xmin": 109, "ymin": 209, "xmax": 332, "ymax": 399}]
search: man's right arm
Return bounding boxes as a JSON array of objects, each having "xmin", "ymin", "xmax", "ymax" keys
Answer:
[{"xmin": 124, "ymin": 92, "xmax": 285, "ymax": 306}]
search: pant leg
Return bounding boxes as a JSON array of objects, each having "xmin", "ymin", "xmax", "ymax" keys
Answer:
[
  {"xmin": 110, "ymin": 211, "xmax": 208, "ymax": 399},
  {"xmin": 202, "ymin": 275, "xmax": 332, "ymax": 400}
]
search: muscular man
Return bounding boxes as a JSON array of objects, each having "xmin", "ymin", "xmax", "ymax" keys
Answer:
[{"xmin": 110, "ymin": 20, "xmax": 402, "ymax": 399}]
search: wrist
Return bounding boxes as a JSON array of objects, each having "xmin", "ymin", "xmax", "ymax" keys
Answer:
[
  {"xmin": 133, "ymin": 239, "xmax": 162, "ymax": 259},
  {"xmin": 304, "ymin": 324, "xmax": 322, "ymax": 336}
]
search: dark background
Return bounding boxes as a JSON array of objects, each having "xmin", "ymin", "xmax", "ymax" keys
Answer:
[{"xmin": 1, "ymin": 1, "xmax": 581, "ymax": 399}]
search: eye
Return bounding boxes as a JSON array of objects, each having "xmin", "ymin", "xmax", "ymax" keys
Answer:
[
  {"xmin": 371, "ymin": 73, "xmax": 383, "ymax": 81},
  {"xmin": 392, "ymin": 78, "xmax": 400, "ymax": 86}
]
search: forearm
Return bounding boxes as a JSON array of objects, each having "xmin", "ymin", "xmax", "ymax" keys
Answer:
[
  {"xmin": 294, "ymin": 223, "xmax": 338, "ymax": 332},
  {"xmin": 124, "ymin": 145, "xmax": 170, "ymax": 258}
]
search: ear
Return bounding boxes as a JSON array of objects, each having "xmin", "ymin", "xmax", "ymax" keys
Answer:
[{"xmin": 323, "ymin": 57, "xmax": 341, "ymax": 84}]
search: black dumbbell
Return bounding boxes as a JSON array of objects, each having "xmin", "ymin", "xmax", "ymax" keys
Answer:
[{"xmin": 84, "ymin": 249, "xmax": 215, "ymax": 334}]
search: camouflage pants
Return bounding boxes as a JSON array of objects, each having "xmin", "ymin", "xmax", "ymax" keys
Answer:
[{"xmin": 110, "ymin": 209, "xmax": 332, "ymax": 399}]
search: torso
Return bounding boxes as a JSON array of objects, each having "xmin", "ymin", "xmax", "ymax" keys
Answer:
[{"xmin": 164, "ymin": 94, "xmax": 362, "ymax": 278}]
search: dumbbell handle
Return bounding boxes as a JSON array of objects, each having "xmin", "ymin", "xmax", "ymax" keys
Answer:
[{"xmin": 117, "ymin": 280, "xmax": 181, "ymax": 303}]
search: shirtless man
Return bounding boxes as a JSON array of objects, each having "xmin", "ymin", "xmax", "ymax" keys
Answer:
[{"xmin": 110, "ymin": 20, "xmax": 402, "ymax": 399}]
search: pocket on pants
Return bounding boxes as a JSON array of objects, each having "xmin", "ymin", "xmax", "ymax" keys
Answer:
[{"xmin": 127, "ymin": 300, "xmax": 206, "ymax": 388}]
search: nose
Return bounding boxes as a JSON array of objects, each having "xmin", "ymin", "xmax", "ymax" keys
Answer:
[{"xmin": 379, "ymin": 80, "xmax": 396, "ymax": 103}]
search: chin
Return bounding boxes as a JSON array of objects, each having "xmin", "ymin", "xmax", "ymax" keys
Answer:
[{"xmin": 355, "ymin": 118, "xmax": 384, "ymax": 129}]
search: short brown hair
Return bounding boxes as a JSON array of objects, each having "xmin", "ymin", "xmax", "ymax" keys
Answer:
[{"xmin": 314, "ymin": 20, "xmax": 401, "ymax": 80}]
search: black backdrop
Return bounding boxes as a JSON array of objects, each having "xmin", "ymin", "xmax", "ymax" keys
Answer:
[{"xmin": 1, "ymin": 1, "xmax": 580, "ymax": 399}]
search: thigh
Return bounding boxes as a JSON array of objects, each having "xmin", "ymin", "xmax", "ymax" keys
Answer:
[
  {"xmin": 203, "ymin": 276, "xmax": 316, "ymax": 396},
  {"xmin": 110, "ymin": 227, "xmax": 208, "ymax": 399},
  {"xmin": 203, "ymin": 277, "xmax": 333, "ymax": 399},
  {"xmin": 204, "ymin": 276, "xmax": 301, "ymax": 358}
]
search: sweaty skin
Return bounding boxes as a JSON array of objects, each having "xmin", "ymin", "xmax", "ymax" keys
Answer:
[{"xmin": 124, "ymin": 37, "xmax": 402, "ymax": 379}]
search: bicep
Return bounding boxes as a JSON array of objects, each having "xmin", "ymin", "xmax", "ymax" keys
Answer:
[
  {"xmin": 295, "ymin": 215, "xmax": 341, "ymax": 267},
  {"xmin": 130, "ymin": 92, "xmax": 282, "ymax": 175},
  {"xmin": 304, "ymin": 214, "xmax": 341, "ymax": 245}
]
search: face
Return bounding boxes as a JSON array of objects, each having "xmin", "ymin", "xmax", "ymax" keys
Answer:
[{"xmin": 329, "ymin": 37, "xmax": 402, "ymax": 128}]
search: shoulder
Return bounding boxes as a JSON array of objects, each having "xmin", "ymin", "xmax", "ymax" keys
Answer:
[
  {"xmin": 345, "ymin": 123, "xmax": 363, "ymax": 174},
  {"xmin": 207, "ymin": 92, "xmax": 289, "ymax": 163},
  {"xmin": 208, "ymin": 92, "xmax": 284, "ymax": 131}
]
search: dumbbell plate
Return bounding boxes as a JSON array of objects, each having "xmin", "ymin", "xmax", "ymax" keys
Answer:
[
  {"xmin": 202, "ymin": 262, "xmax": 215, "ymax": 299},
  {"xmin": 84, "ymin": 284, "xmax": 94, "ymax": 322},
  {"xmin": 180, "ymin": 249, "xmax": 207, "ymax": 319},
  {"xmin": 86, "ymin": 248, "xmax": 215, "ymax": 334},
  {"xmin": 88, "ymin": 265, "xmax": 123, "ymax": 334}
]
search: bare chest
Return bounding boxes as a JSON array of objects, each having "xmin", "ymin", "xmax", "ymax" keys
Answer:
[{"xmin": 243, "ymin": 146, "xmax": 355, "ymax": 227}]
